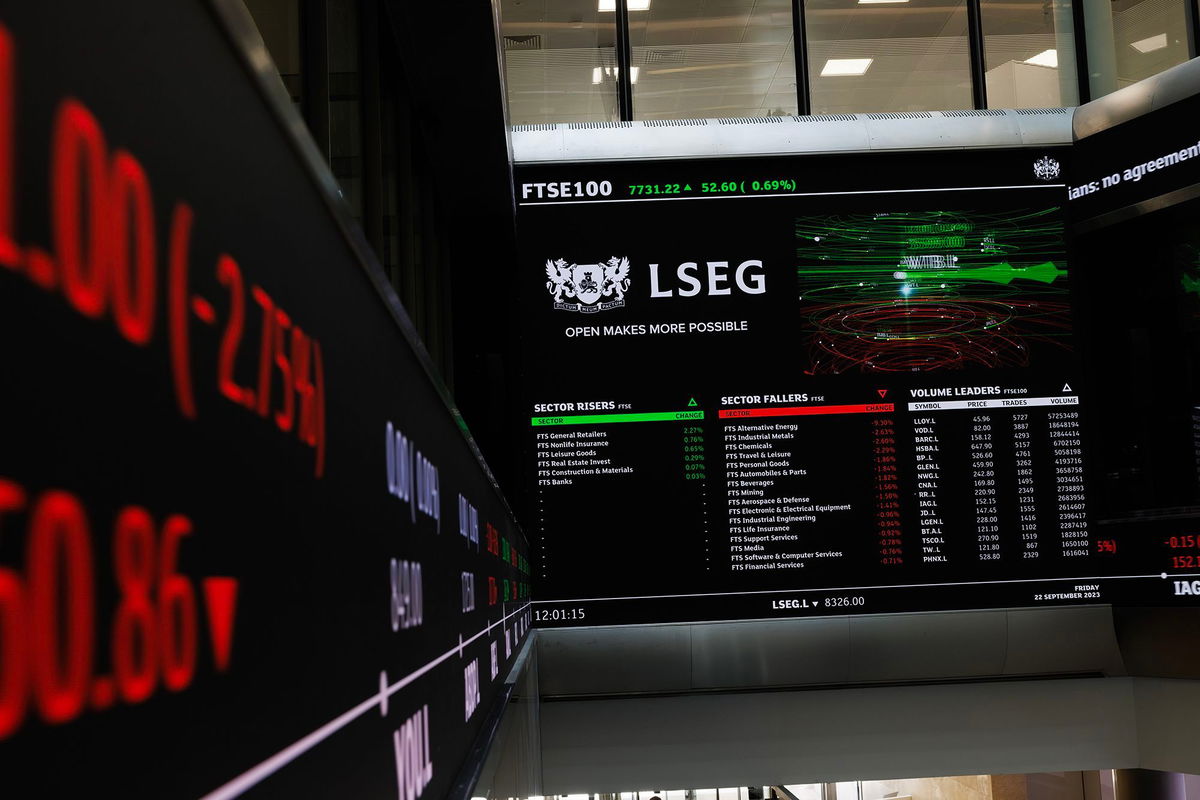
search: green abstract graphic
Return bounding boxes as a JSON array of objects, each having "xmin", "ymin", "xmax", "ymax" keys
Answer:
[{"xmin": 796, "ymin": 209, "xmax": 1072, "ymax": 373}]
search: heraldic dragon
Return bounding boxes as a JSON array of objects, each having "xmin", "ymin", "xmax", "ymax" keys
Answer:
[{"xmin": 545, "ymin": 257, "xmax": 631, "ymax": 302}]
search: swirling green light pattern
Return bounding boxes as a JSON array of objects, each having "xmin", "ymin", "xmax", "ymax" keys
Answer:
[{"xmin": 795, "ymin": 209, "xmax": 1071, "ymax": 374}]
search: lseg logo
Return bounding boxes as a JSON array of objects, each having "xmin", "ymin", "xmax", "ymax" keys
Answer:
[
  {"xmin": 544, "ymin": 257, "xmax": 631, "ymax": 313},
  {"xmin": 544, "ymin": 256, "xmax": 767, "ymax": 312}
]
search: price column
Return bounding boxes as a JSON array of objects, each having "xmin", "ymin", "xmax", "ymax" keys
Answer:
[{"xmin": 970, "ymin": 414, "xmax": 1002, "ymax": 562}]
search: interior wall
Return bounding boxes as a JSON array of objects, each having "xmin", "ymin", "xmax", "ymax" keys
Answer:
[
  {"xmin": 539, "ymin": 678, "xmax": 1140, "ymax": 794},
  {"xmin": 1134, "ymin": 679, "xmax": 1200, "ymax": 776}
]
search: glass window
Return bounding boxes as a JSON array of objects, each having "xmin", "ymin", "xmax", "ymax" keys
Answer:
[
  {"xmin": 501, "ymin": 0, "xmax": 619, "ymax": 123},
  {"xmin": 805, "ymin": 0, "xmax": 973, "ymax": 114},
  {"xmin": 241, "ymin": 0, "xmax": 304, "ymax": 110},
  {"xmin": 380, "ymin": 41, "xmax": 403, "ymax": 292},
  {"xmin": 982, "ymin": 0, "xmax": 1079, "ymax": 107},
  {"xmin": 628, "ymin": 0, "xmax": 797, "ymax": 120},
  {"xmin": 328, "ymin": 0, "xmax": 363, "ymax": 221},
  {"xmin": 1083, "ymin": 0, "xmax": 1192, "ymax": 97}
]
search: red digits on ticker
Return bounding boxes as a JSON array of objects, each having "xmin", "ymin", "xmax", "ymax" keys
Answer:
[
  {"xmin": 109, "ymin": 151, "xmax": 156, "ymax": 345},
  {"xmin": 28, "ymin": 491, "xmax": 95, "ymax": 724},
  {"xmin": 251, "ymin": 286, "xmax": 274, "ymax": 418},
  {"xmin": 216, "ymin": 254, "xmax": 253, "ymax": 408},
  {"xmin": 0, "ymin": 20, "xmax": 328, "ymax": 475},
  {"xmin": 273, "ymin": 309, "xmax": 294, "ymax": 432},
  {"xmin": 158, "ymin": 515, "xmax": 197, "ymax": 691},
  {"xmin": 113, "ymin": 506, "xmax": 159, "ymax": 704},
  {"xmin": 0, "ymin": 481, "xmax": 29, "ymax": 739},
  {"xmin": 0, "ymin": 478, "xmax": 218, "ymax": 741},
  {"xmin": 53, "ymin": 99, "xmax": 109, "ymax": 309}
]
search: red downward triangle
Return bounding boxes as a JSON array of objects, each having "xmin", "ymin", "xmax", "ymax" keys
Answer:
[
  {"xmin": 877, "ymin": 389, "xmax": 888, "ymax": 398},
  {"xmin": 203, "ymin": 577, "xmax": 239, "ymax": 672}
]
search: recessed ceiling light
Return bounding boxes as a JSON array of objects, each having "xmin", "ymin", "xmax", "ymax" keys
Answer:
[
  {"xmin": 1024, "ymin": 48, "xmax": 1058, "ymax": 67},
  {"xmin": 858, "ymin": 0, "xmax": 909, "ymax": 5},
  {"xmin": 1130, "ymin": 33, "xmax": 1168, "ymax": 53},
  {"xmin": 820, "ymin": 58, "xmax": 873, "ymax": 77},
  {"xmin": 599, "ymin": 0, "xmax": 651, "ymax": 10}
]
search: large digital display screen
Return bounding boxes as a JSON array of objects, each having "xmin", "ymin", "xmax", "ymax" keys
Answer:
[
  {"xmin": 1070, "ymin": 89, "xmax": 1200, "ymax": 552},
  {"xmin": 1069, "ymin": 90, "xmax": 1200, "ymax": 229},
  {"xmin": 517, "ymin": 147, "xmax": 1197, "ymax": 628},
  {"xmin": 0, "ymin": 3, "xmax": 528, "ymax": 797}
]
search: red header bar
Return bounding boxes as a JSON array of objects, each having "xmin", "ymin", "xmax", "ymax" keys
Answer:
[{"xmin": 719, "ymin": 403, "xmax": 894, "ymax": 419}]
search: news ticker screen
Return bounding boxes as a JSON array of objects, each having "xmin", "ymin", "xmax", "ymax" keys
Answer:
[
  {"xmin": 516, "ymin": 147, "xmax": 1200, "ymax": 628},
  {"xmin": 0, "ymin": 3, "xmax": 527, "ymax": 798},
  {"xmin": 1069, "ymin": 89, "xmax": 1200, "ymax": 536},
  {"xmin": 1068, "ymin": 89, "xmax": 1200, "ymax": 228}
]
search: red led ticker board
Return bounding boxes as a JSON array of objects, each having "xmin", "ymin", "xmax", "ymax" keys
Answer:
[
  {"xmin": 0, "ymin": 480, "xmax": 238, "ymax": 737},
  {"xmin": 0, "ymin": 31, "xmax": 327, "ymax": 472},
  {"xmin": 0, "ymin": 3, "xmax": 528, "ymax": 798}
]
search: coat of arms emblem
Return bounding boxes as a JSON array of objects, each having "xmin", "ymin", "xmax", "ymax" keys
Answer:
[
  {"xmin": 1033, "ymin": 156, "xmax": 1061, "ymax": 181},
  {"xmin": 545, "ymin": 257, "xmax": 631, "ymax": 312}
]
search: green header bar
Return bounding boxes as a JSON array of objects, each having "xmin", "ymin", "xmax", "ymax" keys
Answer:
[{"xmin": 531, "ymin": 410, "xmax": 704, "ymax": 426}]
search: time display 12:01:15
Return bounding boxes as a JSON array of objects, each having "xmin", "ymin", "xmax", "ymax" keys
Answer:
[{"xmin": 534, "ymin": 607, "xmax": 586, "ymax": 622}]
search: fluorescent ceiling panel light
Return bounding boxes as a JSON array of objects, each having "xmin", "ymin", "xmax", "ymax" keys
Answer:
[
  {"xmin": 1024, "ymin": 48, "xmax": 1058, "ymax": 67},
  {"xmin": 599, "ymin": 0, "xmax": 651, "ymax": 10},
  {"xmin": 1130, "ymin": 33, "xmax": 1168, "ymax": 53},
  {"xmin": 592, "ymin": 66, "xmax": 640, "ymax": 84},
  {"xmin": 858, "ymin": 0, "xmax": 910, "ymax": 5},
  {"xmin": 820, "ymin": 58, "xmax": 873, "ymax": 76}
]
